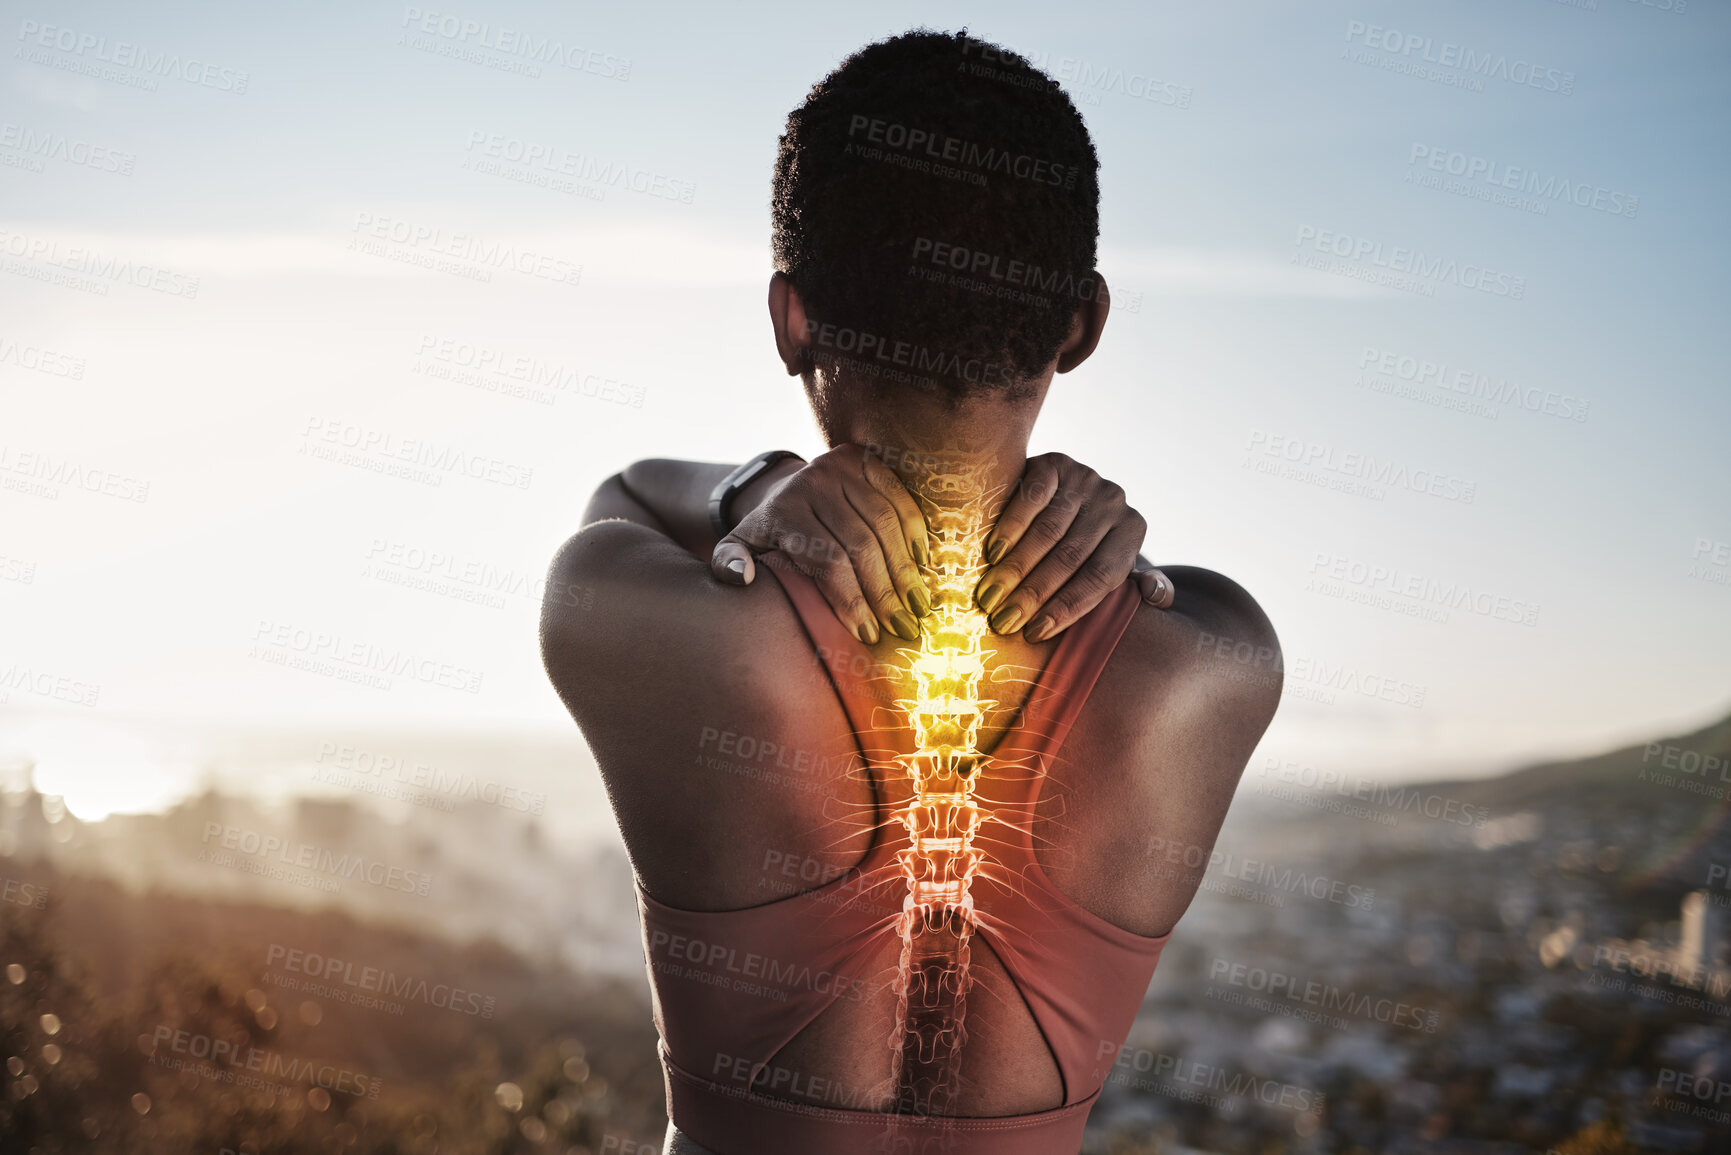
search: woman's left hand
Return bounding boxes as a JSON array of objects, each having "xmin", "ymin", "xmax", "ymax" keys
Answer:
[{"xmin": 974, "ymin": 452, "xmax": 1172, "ymax": 642}]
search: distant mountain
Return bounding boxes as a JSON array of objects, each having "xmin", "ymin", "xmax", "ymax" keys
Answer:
[
  {"xmin": 1411, "ymin": 705, "xmax": 1731, "ymax": 812},
  {"xmin": 1230, "ymin": 704, "xmax": 1731, "ymax": 878}
]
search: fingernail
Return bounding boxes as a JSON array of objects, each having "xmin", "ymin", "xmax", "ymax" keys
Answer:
[
  {"xmin": 1024, "ymin": 615, "xmax": 1054, "ymax": 643},
  {"xmin": 977, "ymin": 582, "xmax": 1004, "ymax": 614},
  {"xmin": 890, "ymin": 610, "xmax": 919, "ymax": 641},
  {"xmin": 726, "ymin": 558, "xmax": 746, "ymax": 576},
  {"xmin": 908, "ymin": 584, "xmax": 932, "ymax": 618},
  {"xmin": 991, "ymin": 606, "xmax": 1024, "ymax": 634},
  {"xmin": 912, "ymin": 535, "xmax": 930, "ymax": 567},
  {"xmin": 857, "ymin": 619, "xmax": 879, "ymax": 645},
  {"xmin": 1144, "ymin": 569, "xmax": 1174, "ymax": 608},
  {"xmin": 985, "ymin": 539, "xmax": 1007, "ymax": 565}
]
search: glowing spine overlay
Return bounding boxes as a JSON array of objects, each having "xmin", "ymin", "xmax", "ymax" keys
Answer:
[{"xmin": 887, "ymin": 500, "xmax": 996, "ymax": 1114}]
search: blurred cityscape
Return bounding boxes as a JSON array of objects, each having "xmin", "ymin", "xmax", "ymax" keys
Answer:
[
  {"xmin": 1086, "ymin": 706, "xmax": 1731, "ymax": 1154},
  {"xmin": 0, "ymin": 704, "xmax": 1727, "ymax": 1152}
]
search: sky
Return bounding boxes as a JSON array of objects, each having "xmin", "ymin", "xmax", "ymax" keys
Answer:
[{"xmin": 1, "ymin": 0, "xmax": 1728, "ymax": 821}]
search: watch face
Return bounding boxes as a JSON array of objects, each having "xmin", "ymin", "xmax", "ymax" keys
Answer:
[{"xmin": 736, "ymin": 451, "xmax": 788, "ymax": 488}]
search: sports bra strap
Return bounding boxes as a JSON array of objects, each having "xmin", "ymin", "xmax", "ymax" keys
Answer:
[
  {"xmin": 757, "ymin": 551, "xmax": 915, "ymax": 765},
  {"xmin": 997, "ymin": 579, "xmax": 1143, "ymax": 764}
]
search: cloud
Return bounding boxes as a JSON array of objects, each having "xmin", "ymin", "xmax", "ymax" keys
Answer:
[
  {"xmin": 1101, "ymin": 246, "xmax": 1393, "ymax": 298},
  {"xmin": 0, "ymin": 217, "xmax": 768, "ymax": 285}
]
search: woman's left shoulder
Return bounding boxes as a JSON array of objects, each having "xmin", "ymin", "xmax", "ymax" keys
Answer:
[{"xmin": 1117, "ymin": 565, "xmax": 1283, "ymax": 720}]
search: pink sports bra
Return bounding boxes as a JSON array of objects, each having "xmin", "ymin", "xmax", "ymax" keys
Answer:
[{"xmin": 635, "ymin": 558, "xmax": 1168, "ymax": 1154}]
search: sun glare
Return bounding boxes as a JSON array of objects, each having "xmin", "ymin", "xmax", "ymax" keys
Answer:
[{"xmin": 6, "ymin": 719, "xmax": 198, "ymax": 822}]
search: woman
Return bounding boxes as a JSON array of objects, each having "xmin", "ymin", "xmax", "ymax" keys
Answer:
[{"xmin": 541, "ymin": 30, "xmax": 1280, "ymax": 1155}]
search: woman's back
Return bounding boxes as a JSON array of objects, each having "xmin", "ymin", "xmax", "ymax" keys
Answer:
[{"xmin": 543, "ymin": 513, "xmax": 1281, "ymax": 1153}]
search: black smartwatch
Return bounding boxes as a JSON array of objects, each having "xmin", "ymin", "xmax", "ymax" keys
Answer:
[{"xmin": 708, "ymin": 450, "xmax": 803, "ymax": 537}]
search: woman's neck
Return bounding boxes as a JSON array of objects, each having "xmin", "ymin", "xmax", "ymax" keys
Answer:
[
  {"xmin": 817, "ymin": 375, "xmax": 1046, "ymax": 514},
  {"xmin": 861, "ymin": 440, "xmax": 1024, "ymax": 517}
]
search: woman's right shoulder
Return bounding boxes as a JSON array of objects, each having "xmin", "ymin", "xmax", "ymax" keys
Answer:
[{"xmin": 537, "ymin": 520, "xmax": 813, "ymax": 709}]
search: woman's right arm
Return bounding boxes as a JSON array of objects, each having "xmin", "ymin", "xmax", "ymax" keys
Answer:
[{"xmin": 581, "ymin": 459, "xmax": 804, "ymax": 558}]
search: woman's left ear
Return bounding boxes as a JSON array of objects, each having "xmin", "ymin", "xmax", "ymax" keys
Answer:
[{"xmin": 1055, "ymin": 270, "xmax": 1110, "ymax": 374}]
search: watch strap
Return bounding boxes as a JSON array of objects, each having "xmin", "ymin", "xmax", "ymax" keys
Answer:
[{"xmin": 708, "ymin": 450, "xmax": 802, "ymax": 537}]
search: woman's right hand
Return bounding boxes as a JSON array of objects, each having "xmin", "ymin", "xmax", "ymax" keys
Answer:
[{"xmin": 711, "ymin": 445, "xmax": 931, "ymax": 644}]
